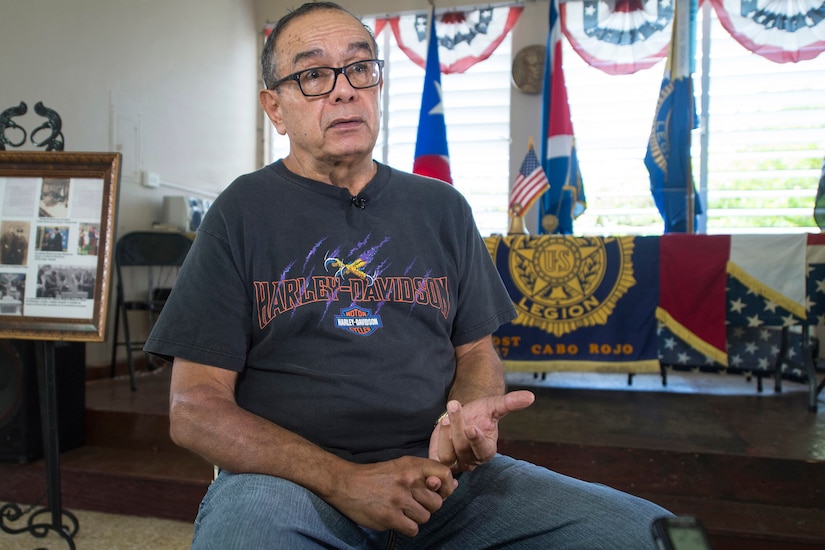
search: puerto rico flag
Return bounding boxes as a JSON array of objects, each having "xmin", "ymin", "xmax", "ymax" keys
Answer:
[
  {"xmin": 539, "ymin": 0, "xmax": 585, "ymax": 235},
  {"xmin": 413, "ymin": 7, "xmax": 452, "ymax": 184}
]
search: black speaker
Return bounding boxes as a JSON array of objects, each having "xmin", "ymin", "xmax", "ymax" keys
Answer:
[{"xmin": 0, "ymin": 339, "xmax": 85, "ymax": 464}]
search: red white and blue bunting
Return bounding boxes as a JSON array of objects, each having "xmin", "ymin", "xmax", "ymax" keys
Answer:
[
  {"xmin": 376, "ymin": 7, "xmax": 523, "ymax": 74},
  {"xmin": 560, "ymin": 0, "xmax": 824, "ymax": 73},
  {"xmin": 267, "ymin": 1, "xmax": 823, "ymax": 79},
  {"xmin": 562, "ymin": 0, "xmax": 674, "ymax": 75},
  {"xmin": 709, "ymin": 0, "xmax": 825, "ymax": 63}
]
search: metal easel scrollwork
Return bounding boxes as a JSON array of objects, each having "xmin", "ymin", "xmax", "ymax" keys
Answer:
[
  {"xmin": 1, "ymin": 102, "xmax": 74, "ymax": 548},
  {"xmin": 0, "ymin": 342, "xmax": 79, "ymax": 549},
  {"xmin": 0, "ymin": 101, "xmax": 65, "ymax": 151}
]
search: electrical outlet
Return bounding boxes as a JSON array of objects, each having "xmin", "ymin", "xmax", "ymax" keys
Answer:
[{"xmin": 141, "ymin": 170, "xmax": 160, "ymax": 188}]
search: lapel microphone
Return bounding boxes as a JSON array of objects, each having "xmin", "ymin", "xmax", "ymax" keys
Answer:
[{"xmin": 350, "ymin": 195, "xmax": 368, "ymax": 209}]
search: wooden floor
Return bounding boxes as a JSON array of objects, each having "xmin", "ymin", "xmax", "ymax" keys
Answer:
[
  {"xmin": 1, "ymin": 363, "xmax": 824, "ymax": 549},
  {"xmin": 501, "ymin": 370, "xmax": 825, "ymax": 550}
]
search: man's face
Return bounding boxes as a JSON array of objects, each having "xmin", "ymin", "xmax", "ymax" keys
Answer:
[{"xmin": 261, "ymin": 9, "xmax": 382, "ymax": 167}]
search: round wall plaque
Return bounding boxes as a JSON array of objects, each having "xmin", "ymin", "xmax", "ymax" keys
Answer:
[{"xmin": 511, "ymin": 44, "xmax": 545, "ymax": 94}]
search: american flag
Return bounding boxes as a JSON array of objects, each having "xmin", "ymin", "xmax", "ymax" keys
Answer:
[
  {"xmin": 509, "ymin": 140, "xmax": 549, "ymax": 216},
  {"xmin": 659, "ymin": 272, "xmax": 810, "ymax": 384}
]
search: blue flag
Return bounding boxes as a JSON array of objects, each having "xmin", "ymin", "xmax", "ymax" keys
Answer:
[
  {"xmin": 413, "ymin": 8, "xmax": 452, "ymax": 184},
  {"xmin": 645, "ymin": 0, "xmax": 702, "ymax": 233},
  {"xmin": 489, "ymin": 235, "xmax": 660, "ymax": 371}
]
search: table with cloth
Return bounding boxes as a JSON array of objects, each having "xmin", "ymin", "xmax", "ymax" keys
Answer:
[{"xmin": 485, "ymin": 234, "xmax": 825, "ymax": 411}]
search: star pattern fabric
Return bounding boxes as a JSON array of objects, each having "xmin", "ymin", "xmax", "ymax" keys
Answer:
[
  {"xmin": 725, "ymin": 275, "xmax": 804, "ymax": 328},
  {"xmin": 658, "ymin": 324, "xmax": 811, "ymax": 383},
  {"xmin": 807, "ymin": 257, "xmax": 825, "ymax": 325},
  {"xmin": 659, "ymin": 274, "xmax": 812, "ymax": 383}
]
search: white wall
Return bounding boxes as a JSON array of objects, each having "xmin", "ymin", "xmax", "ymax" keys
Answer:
[{"xmin": 0, "ymin": 0, "xmax": 259, "ymax": 366}]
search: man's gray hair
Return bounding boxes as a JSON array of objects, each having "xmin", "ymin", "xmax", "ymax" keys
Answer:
[{"xmin": 261, "ymin": 1, "xmax": 378, "ymax": 90}]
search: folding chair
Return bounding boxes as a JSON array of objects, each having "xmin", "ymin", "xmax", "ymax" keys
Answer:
[{"xmin": 109, "ymin": 231, "xmax": 192, "ymax": 390}]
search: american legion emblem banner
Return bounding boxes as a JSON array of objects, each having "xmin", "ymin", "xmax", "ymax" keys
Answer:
[{"xmin": 486, "ymin": 235, "xmax": 660, "ymax": 372}]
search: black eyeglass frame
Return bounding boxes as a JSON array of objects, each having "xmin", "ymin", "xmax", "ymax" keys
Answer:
[{"xmin": 271, "ymin": 59, "xmax": 385, "ymax": 97}]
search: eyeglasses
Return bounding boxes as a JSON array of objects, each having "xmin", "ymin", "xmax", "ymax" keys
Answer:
[{"xmin": 272, "ymin": 59, "xmax": 384, "ymax": 97}]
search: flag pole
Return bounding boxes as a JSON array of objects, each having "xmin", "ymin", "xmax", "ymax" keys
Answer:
[
  {"xmin": 684, "ymin": 0, "xmax": 695, "ymax": 234},
  {"xmin": 686, "ymin": 90, "xmax": 694, "ymax": 234},
  {"xmin": 508, "ymin": 136, "xmax": 534, "ymax": 235},
  {"xmin": 675, "ymin": 0, "xmax": 696, "ymax": 233}
]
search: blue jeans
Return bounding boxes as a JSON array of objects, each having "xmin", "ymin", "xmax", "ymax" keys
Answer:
[{"xmin": 192, "ymin": 455, "xmax": 671, "ymax": 549}]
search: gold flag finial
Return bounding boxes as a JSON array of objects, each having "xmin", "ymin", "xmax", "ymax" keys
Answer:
[{"xmin": 508, "ymin": 204, "xmax": 529, "ymax": 235}]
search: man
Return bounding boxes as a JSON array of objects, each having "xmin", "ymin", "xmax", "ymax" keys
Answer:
[
  {"xmin": 145, "ymin": 3, "xmax": 670, "ymax": 548},
  {"xmin": 1, "ymin": 225, "xmax": 27, "ymax": 265},
  {"xmin": 50, "ymin": 227, "xmax": 64, "ymax": 252}
]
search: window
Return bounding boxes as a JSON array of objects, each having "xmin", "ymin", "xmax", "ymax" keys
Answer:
[
  {"xmin": 267, "ymin": 15, "xmax": 513, "ymax": 238},
  {"xmin": 267, "ymin": 5, "xmax": 825, "ymax": 236},
  {"xmin": 567, "ymin": 4, "xmax": 825, "ymax": 235},
  {"xmin": 372, "ymin": 23, "xmax": 512, "ymax": 237}
]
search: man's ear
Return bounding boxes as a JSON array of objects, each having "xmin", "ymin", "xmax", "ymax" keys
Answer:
[{"xmin": 259, "ymin": 89, "xmax": 287, "ymax": 135}]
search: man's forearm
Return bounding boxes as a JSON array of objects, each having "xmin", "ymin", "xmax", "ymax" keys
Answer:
[
  {"xmin": 169, "ymin": 380, "xmax": 352, "ymax": 499},
  {"xmin": 449, "ymin": 336, "xmax": 506, "ymax": 404}
]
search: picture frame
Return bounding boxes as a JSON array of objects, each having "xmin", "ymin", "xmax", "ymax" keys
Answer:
[{"xmin": 0, "ymin": 151, "xmax": 120, "ymax": 342}]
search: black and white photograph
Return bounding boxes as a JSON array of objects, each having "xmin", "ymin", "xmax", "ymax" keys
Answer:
[
  {"xmin": 0, "ymin": 271, "xmax": 25, "ymax": 315},
  {"xmin": 0, "ymin": 220, "xmax": 30, "ymax": 266}
]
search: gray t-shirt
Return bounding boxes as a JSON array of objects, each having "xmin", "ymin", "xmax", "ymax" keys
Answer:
[{"xmin": 145, "ymin": 160, "xmax": 516, "ymax": 463}]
